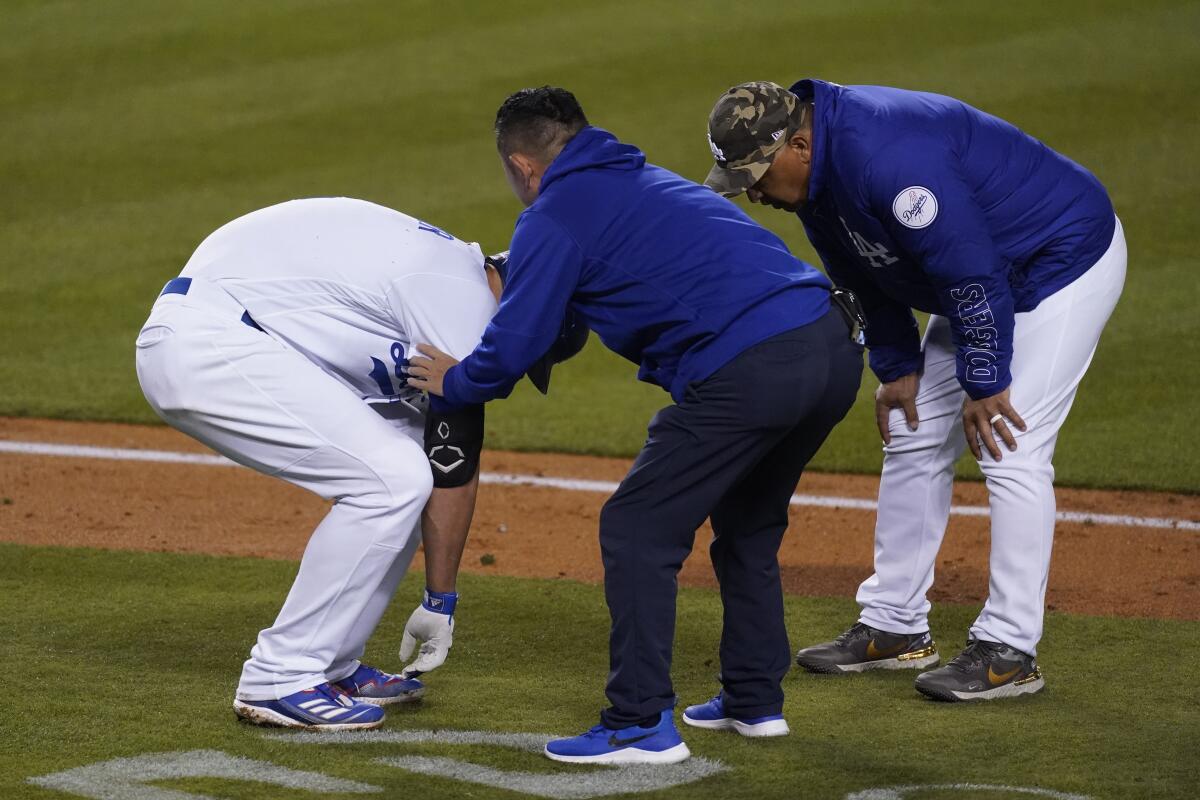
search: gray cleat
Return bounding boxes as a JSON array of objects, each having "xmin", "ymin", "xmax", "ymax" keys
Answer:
[
  {"xmin": 795, "ymin": 622, "xmax": 939, "ymax": 674},
  {"xmin": 914, "ymin": 638, "xmax": 1044, "ymax": 702}
]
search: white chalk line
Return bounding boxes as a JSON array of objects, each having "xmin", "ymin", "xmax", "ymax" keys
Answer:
[{"xmin": 1, "ymin": 439, "xmax": 1196, "ymax": 532}]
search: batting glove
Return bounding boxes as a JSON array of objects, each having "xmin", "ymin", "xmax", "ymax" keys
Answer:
[{"xmin": 399, "ymin": 588, "xmax": 457, "ymax": 678}]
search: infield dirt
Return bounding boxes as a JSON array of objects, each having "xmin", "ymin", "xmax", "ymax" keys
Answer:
[{"xmin": 1, "ymin": 417, "xmax": 1197, "ymax": 621}]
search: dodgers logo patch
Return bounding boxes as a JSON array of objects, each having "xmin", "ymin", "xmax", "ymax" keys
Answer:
[{"xmin": 892, "ymin": 186, "xmax": 938, "ymax": 229}]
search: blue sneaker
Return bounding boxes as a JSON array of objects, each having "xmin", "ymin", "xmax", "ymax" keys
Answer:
[
  {"xmin": 543, "ymin": 710, "xmax": 691, "ymax": 764},
  {"xmin": 332, "ymin": 664, "xmax": 424, "ymax": 706},
  {"xmin": 233, "ymin": 683, "xmax": 384, "ymax": 731},
  {"xmin": 683, "ymin": 693, "xmax": 789, "ymax": 737}
]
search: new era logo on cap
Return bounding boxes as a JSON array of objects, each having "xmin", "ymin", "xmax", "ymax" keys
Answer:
[
  {"xmin": 708, "ymin": 132, "xmax": 726, "ymax": 162},
  {"xmin": 704, "ymin": 81, "xmax": 803, "ymax": 197}
]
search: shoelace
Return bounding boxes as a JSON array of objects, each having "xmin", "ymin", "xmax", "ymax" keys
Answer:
[
  {"xmin": 584, "ymin": 718, "xmax": 661, "ymax": 738},
  {"xmin": 347, "ymin": 666, "xmax": 375, "ymax": 686},
  {"xmin": 948, "ymin": 640, "xmax": 1005, "ymax": 671},
  {"xmin": 339, "ymin": 666, "xmax": 390, "ymax": 692},
  {"xmin": 834, "ymin": 622, "xmax": 871, "ymax": 646}
]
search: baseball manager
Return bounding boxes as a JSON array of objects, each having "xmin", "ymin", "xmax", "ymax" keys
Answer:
[{"xmin": 704, "ymin": 80, "xmax": 1125, "ymax": 701}]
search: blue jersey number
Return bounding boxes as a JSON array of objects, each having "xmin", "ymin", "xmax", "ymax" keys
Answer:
[{"xmin": 368, "ymin": 342, "xmax": 409, "ymax": 396}]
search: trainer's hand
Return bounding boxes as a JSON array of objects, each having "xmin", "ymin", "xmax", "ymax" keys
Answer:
[
  {"xmin": 406, "ymin": 344, "xmax": 458, "ymax": 397},
  {"xmin": 875, "ymin": 372, "xmax": 920, "ymax": 444},
  {"xmin": 962, "ymin": 387, "xmax": 1027, "ymax": 462},
  {"xmin": 399, "ymin": 604, "xmax": 454, "ymax": 678}
]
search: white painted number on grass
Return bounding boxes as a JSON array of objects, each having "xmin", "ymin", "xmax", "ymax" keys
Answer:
[
  {"xmin": 27, "ymin": 731, "xmax": 727, "ymax": 800},
  {"xmin": 846, "ymin": 784, "xmax": 1092, "ymax": 800},
  {"xmin": 27, "ymin": 749, "xmax": 381, "ymax": 799},
  {"xmin": 265, "ymin": 729, "xmax": 728, "ymax": 799}
]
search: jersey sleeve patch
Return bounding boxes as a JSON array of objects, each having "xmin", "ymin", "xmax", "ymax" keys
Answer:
[{"xmin": 892, "ymin": 186, "xmax": 939, "ymax": 229}]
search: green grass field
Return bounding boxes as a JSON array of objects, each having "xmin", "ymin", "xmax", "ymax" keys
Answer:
[
  {"xmin": 1, "ymin": 0, "xmax": 1197, "ymax": 490},
  {"xmin": 2, "ymin": 543, "xmax": 1196, "ymax": 800},
  {"xmin": 2, "ymin": 6, "xmax": 1197, "ymax": 798}
]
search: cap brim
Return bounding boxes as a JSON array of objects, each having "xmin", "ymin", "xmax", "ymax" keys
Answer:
[{"xmin": 703, "ymin": 159, "xmax": 771, "ymax": 198}]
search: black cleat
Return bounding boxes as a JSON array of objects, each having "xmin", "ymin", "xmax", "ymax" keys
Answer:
[
  {"xmin": 795, "ymin": 622, "xmax": 939, "ymax": 674},
  {"xmin": 914, "ymin": 639, "xmax": 1044, "ymax": 702}
]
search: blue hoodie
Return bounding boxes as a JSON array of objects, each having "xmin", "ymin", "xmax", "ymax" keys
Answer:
[
  {"xmin": 792, "ymin": 79, "xmax": 1115, "ymax": 399},
  {"xmin": 442, "ymin": 126, "xmax": 832, "ymax": 406}
]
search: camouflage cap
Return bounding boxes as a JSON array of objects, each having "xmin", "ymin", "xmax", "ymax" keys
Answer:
[{"xmin": 704, "ymin": 81, "xmax": 803, "ymax": 197}]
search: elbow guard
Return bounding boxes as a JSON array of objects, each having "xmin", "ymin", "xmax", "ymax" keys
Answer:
[{"xmin": 424, "ymin": 403, "xmax": 484, "ymax": 488}]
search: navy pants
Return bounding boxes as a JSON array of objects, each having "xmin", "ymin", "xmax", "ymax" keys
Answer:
[{"xmin": 599, "ymin": 308, "xmax": 864, "ymax": 727}]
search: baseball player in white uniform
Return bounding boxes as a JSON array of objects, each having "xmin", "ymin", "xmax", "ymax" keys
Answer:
[{"xmin": 135, "ymin": 197, "xmax": 501, "ymax": 729}]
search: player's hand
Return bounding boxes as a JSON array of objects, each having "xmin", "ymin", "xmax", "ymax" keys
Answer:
[
  {"xmin": 962, "ymin": 387, "xmax": 1027, "ymax": 461},
  {"xmin": 406, "ymin": 344, "xmax": 458, "ymax": 397},
  {"xmin": 875, "ymin": 372, "xmax": 920, "ymax": 444},
  {"xmin": 399, "ymin": 604, "xmax": 455, "ymax": 678}
]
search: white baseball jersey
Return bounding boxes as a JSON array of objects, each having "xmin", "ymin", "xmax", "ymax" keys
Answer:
[
  {"xmin": 180, "ymin": 197, "xmax": 497, "ymax": 409},
  {"xmin": 135, "ymin": 197, "xmax": 496, "ymax": 702}
]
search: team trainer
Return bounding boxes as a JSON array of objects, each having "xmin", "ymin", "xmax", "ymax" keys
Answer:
[
  {"xmin": 704, "ymin": 80, "xmax": 1125, "ymax": 701},
  {"xmin": 408, "ymin": 87, "xmax": 863, "ymax": 763}
]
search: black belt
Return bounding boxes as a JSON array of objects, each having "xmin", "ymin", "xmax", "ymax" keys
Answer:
[{"xmin": 159, "ymin": 277, "xmax": 264, "ymax": 332}]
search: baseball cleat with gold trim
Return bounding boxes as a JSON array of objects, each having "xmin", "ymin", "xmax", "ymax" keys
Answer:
[
  {"xmin": 914, "ymin": 639, "xmax": 1044, "ymax": 702},
  {"xmin": 795, "ymin": 622, "xmax": 939, "ymax": 674}
]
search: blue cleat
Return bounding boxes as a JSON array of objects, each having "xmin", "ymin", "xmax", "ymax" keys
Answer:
[
  {"xmin": 332, "ymin": 664, "xmax": 425, "ymax": 706},
  {"xmin": 683, "ymin": 693, "xmax": 789, "ymax": 737},
  {"xmin": 233, "ymin": 682, "xmax": 384, "ymax": 731},
  {"xmin": 544, "ymin": 709, "xmax": 691, "ymax": 764}
]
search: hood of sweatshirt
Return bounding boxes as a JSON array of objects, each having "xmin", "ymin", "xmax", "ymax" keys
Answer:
[{"xmin": 538, "ymin": 126, "xmax": 646, "ymax": 193}]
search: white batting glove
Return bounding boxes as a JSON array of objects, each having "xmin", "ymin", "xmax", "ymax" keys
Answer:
[{"xmin": 399, "ymin": 589, "xmax": 457, "ymax": 678}]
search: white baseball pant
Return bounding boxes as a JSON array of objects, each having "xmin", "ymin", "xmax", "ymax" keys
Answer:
[
  {"xmin": 135, "ymin": 278, "xmax": 432, "ymax": 700},
  {"xmin": 857, "ymin": 217, "xmax": 1127, "ymax": 655}
]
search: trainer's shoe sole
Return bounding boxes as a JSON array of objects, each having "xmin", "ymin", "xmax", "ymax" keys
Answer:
[
  {"xmin": 916, "ymin": 672, "xmax": 1045, "ymax": 703},
  {"xmin": 232, "ymin": 700, "xmax": 384, "ymax": 731},
  {"xmin": 798, "ymin": 647, "xmax": 940, "ymax": 674},
  {"xmin": 682, "ymin": 714, "xmax": 789, "ymax": 737},
  {"xmin": 543, "ymin": 742, "xmax": 691, "ymax": 765},
  {"xmin": 350, "ymin": 685, "xmax": 425, "ymax": 706}
]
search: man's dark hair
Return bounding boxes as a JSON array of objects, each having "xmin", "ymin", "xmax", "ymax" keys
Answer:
[{"xmin": 494, "ymin": 86, "xmax": 588, "ymax": 160}]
